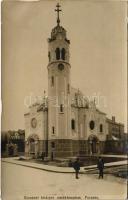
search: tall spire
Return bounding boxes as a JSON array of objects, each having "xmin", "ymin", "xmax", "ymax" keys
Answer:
[{"xmin": 55, "ymin": 3, "xmax": 62, "ymax": 26}]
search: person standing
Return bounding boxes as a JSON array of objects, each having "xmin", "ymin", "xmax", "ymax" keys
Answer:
[
  {"xmin": 97, "ymin": 157, "xmax": 104, "ymax": 179},
  {"xmin": 73, "ymin": 158, "xmax": 81, "ymax": 179}
]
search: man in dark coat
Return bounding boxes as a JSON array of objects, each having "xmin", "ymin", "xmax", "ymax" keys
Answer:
[
  {"xmin": 73, "ymin": 158, "xmax": 81, "ymax": 179},
  {"xmin": 97, "ymin": 157, "xmax": 104, "ymax": 179}
]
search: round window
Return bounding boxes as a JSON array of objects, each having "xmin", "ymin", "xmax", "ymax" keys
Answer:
[
  {"xmin": 89, "ymin": 120, "xmax": 95, "ymax": 130},
  {"xmin": 31, "ymin": 118, "xmax": 37, "ymax": 128}
]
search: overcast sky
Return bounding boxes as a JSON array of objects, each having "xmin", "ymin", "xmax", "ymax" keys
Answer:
[{"xmin": 2, "ymin": 0, "xmax": 127, "ymax": 132}]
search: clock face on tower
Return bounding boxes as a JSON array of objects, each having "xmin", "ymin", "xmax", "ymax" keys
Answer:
[
  {"xmin": 58, "ymin": 63, "xmax": 64, "ymax": 71},
  {"xmin": 31, "ymin": 118, "xmax": 37, "ymax": 128}
]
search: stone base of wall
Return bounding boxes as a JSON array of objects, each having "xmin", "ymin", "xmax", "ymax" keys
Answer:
[
  {"xmin": 48, "ymin": 139, "xmax": 74, "ymax": 158},
  {"xmin": 48, "ymin": 139, "xmax": 106, "ymax": 158},
  {"xmin": 25, "ymin": 139, "xmax": 106, "ymax": 158},
  {"xmin": 99, "ymin": 141, "xmax": 106, "ymax": 154},
  {"xmin": 78, "ymin": 140, "xmax": 89, "ymax": 155}
]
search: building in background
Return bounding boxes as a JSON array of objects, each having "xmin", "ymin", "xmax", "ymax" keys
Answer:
[
  {"xmin": 106, "ymin": 117, "xmax": 127, "ymax": 154},
  {"xmin": 107, "ymin": 116, "xmax": 124, "ymax": 140},
  {"xmin": 1, "ymin": 129, "xmax": 25, "ymax": 157}
]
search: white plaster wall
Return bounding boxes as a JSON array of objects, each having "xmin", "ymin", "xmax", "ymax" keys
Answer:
[
  {"xmin": 86, "ymin": 109, "xmax": 107, "ymax": 141},
  {"xmin": 71, "ymin": 106, "xmax": 79, "ymax": 140},
  {"xmin": 48, "ymin": 61, "xmax": 71, "ymax": 140},
  {"xmin": 24, "ymin": 105, "xmax": 48, "ymax": 141}
]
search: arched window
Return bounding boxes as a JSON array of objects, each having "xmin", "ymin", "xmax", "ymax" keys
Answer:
[
  {"xmin": 100, "ymin": 124, "xmax": 103, "ymax": 132},
  {"xmin": 71, "ymin": 119, "xmax": 75, "ymax": 130},
  {"xmin": 48, "ymin": 52, "xmax": 51, "ymax": 62},
  {"xmin": 89, "ymin": 120, "xmax": 95, "ymax": 130},
  {"xmin": 52, "ymin": 126, "xmax": 55, "ymax": 134},
  {"xmin": 61, "ymin": 48, "xmax": 66, "ymax": 60},
  {"xmin": 51, "ymin": 76, "xmax": 54, "ymax": 86},
  {"xmin": 55, "ymin": 48, "xmax": 60, "ymax": 60},
  {"xmin": 67, "ymin": 84, "xmax": 70, "ymax": 93},
  {"xmin": 60, "ymin": 104, "xmax": 63, "ymax": 112}
]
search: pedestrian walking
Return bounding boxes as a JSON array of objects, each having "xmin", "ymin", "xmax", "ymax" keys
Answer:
[
  {"xmin": 97, "ymin": 157, "xmax": 104, "ymax": 179},
  {"xmin": 73, "ymin": 158, "xmax": 81, "ymax": 179}
]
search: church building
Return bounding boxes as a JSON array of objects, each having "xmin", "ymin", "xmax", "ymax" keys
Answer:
[{"xmin": 24, "ymin": 4, "xmax": 122, "ymax": 158}]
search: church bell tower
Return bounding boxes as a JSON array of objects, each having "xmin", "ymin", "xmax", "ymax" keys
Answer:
[{"xmin": 47, "ymin": 4, "xmax": 71, "ymax": 157}]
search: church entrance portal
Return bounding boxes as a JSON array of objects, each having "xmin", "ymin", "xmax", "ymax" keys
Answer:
[
  {"xmin": 91, "ymin": 137, "xmax": 97, "ymax": 153},
  {"xmin": 27, "ymin": 134, "xmax": 39, "ymax": 157},
  {"xmin": 88, "ymin": 135, "xmax": 99, "ymax": 155},
  {"xmin": 29, "ymin": 138, "xmax": 35, "ymax": 154}
]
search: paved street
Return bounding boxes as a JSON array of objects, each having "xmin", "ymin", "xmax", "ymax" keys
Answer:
[
  {"xmin": 2, "ymin": 162, "xmax": 127, "ymax": 200},
  {"xmin": 2, "ymin": 157, "xmax": 127, "ymax": 172}
]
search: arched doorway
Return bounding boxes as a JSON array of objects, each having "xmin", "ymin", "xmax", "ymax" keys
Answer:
[
  {"xmin": 29, "ymin": 138, "xmax": 35, "ymax": 154},
  {"xmin": 91, "ymin": 137, "xmax": 97, "ymax": 153},
  {"xmin": 88, "ymin": 135, "xmax": 99, "ymax": 155},
  {"xmin": 27, "ymin": 134, "xmax": 39, "ymax": 157}
]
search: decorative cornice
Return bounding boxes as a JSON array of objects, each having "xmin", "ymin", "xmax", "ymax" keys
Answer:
[{"xmin": 47, "ymin": 60, "xmax": 71, "ymax": 68}]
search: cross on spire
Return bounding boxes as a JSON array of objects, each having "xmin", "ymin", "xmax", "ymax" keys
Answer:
[{"xmin": 55, "ymin": 3, "xmax": 62, "ymax": 26}]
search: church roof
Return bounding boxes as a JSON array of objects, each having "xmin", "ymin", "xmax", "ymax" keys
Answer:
[
  {"xmin": 71, "ymin": 87, "xmax": 89, "ymax": 108},
  {"xmin": 52, "ymin": 25, "xmax": 65, "ymax": 37},
  {"xmin": 96, "ymin": 108, "xmax": 106, "ymax": 115},
  {"xmin": 48, "ymin": 25, "xmax": 70, "ymax": 44},
  {"xmin": 71, "ymin": 88, "xmax": 107, "ymax": 115}
]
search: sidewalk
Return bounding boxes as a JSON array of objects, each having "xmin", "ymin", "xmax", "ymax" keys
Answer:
[
  {"xmin": 100, "ymin": 154, "xmax": 127, "ymax": 158},
  {"xmin": 2, "ymin": 157, "xmax": 127, "ymax": 173}
]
